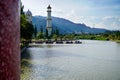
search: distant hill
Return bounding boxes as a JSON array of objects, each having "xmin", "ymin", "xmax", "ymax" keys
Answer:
[{"xmin": 32, "ymin": 16, "xmax": 108, "ymax": 34}]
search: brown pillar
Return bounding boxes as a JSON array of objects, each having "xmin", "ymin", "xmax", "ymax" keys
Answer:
[{"xmin": 0, "ymin": 0, "xmax": 20, "ymax": 80}]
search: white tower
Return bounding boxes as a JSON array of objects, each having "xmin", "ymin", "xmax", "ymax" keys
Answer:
[
  {"xmin": 46, "ymin": 5, "xmax": 52, "ymax": 36},
  {"xmin": 26, "ymin": 9, "xmax": 32, "ymax": 23}
]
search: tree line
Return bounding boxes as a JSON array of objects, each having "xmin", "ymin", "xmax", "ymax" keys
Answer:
[
  {"xmin": 20, "ymin": 5, "xmax": 34, "ymax": 47},
  {"xmin": 34, "ymin": 26, "xmax": 60, "ymax": 40}
]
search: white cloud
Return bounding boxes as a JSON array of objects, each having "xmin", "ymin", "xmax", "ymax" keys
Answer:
[
  {"xmin": 95, "ymin": 16, "xmax": 120, "ymax": 30},
  {"xmin": 102, "ymin": 16, "xmax": 114, "ymax": 20},
  {"xmin": 102, "ymin": 16, "xmax": 120, "ymax": 21},
  {"xmin": 79, "ymin": 16, "xmax": 85, "ymax": 19},
  {"xmin": 94, "ymin": 22, "xmax": 107, "ymax": 29},
  {"xmin": 110, "ymin": 22, "xmax": 120, "ymax": 30}
]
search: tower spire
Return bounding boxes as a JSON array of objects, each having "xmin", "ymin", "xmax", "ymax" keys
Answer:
[{"xmin": 47, "ymin": 5, "xmax": 51, "ymax": 9}]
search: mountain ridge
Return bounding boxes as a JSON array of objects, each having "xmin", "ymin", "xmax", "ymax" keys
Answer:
[{"xmin": 32, "ymin": 16, "xmax": 108, "ymax": 34}]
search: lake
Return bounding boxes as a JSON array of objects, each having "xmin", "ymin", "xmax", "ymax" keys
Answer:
[{"xmin": 21, "ymin": 40, "xmax": 120, "ymax": 80}]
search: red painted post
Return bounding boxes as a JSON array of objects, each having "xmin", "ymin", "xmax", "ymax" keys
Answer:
[{"xmin": 0, "ymin": 0, "xmax": 20, "ymax": 80}]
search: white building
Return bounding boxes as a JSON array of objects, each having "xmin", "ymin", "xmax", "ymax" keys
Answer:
[
  {"xmin": 26, "ymin": 9, "xmax": 32, "ymax": 23},
  {"xmin": 46, "ymin": 5, "xmax": 52, "ymax": 36}
]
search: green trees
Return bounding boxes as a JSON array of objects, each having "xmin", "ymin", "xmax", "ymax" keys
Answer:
[
  {"xmin": 36, "ymin": 32, "xmax": 44, "ymax": 39},
  {"xmin": 20, "ymin": 15, "xmax": 34, "ymax": 40},
  {"xmin": 36, "ymin": 26, "xmax": 44, "ymax": 39},
  {"xmin": 52, "ymin": 27, "xmax": 59, "ymax": 36},
  {"xmin": 55, "ymin": 27, "xmax": 59, "ymax": 36},
  {"xmin": 40, "ymin": 26, "xmax": 44, "ymax": 33},
  {"xmin": 115, "ymin": 31, "xmax": 120, "ymax": 40},
  {"xmin": 107, "ymin": 31, "xmax": 120, "ymax": 40},
  {"xmin": 52, "ymin": 34, "xmax": 58, "ymax": 41},
  {"xmin": 20, "ymin": 4, "xmax": 34, "ymax": 41},
  {"xmin": 21, "ymin": 5, "xmax": 24, "ymax": 15},
  {"xmin": 45, "ymin": 29, "xmax": 48, "ymax": 38},
  {"xmin": 34, "ymin": 26, "xmax": 37, "ymax": 38}
]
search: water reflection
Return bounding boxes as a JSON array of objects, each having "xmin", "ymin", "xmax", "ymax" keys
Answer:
[
  {"xmin": 21, "ymin": 40, "xmax": 120, "ymax": 80},
  {"xmin": 21, "ymin": 45, "xmax": 67, "ymax": 80}
]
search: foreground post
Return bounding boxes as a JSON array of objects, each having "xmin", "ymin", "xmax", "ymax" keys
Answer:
[{"xmin": 0, "ymin": 0, "xmax": 20, "ymax": 80}]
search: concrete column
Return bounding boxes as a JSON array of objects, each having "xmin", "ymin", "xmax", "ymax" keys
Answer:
[{"xmin": 0, "ymin": 0, "xmax": 20, "ymax": 80}]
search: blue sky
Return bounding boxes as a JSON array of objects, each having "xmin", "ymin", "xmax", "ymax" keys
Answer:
[{"xmin": 21, "ymin": 0, "xmax": 120, "ymax": 30}]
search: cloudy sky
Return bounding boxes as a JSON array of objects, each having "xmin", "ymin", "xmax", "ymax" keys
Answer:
[{"xmin": 21, "ymin": 0, "xmax": 120, "ymax": 30}]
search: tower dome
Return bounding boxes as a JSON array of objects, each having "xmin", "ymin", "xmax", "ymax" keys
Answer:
[
  {"xmin": 26, "ymin": 9, "xmax": 32, "ymax": 23},
  {"xmin": 26, "ymin": 9, "xmax": 32, "ymax": 16}
]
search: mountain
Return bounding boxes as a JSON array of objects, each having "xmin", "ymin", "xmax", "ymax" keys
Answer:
[{"xmin": 32, "ymin": 16, "xmax": 108, "ymax": 34}]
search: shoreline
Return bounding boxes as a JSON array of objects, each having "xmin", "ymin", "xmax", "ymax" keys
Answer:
[
  {"xmin": 29, "ymin": 40, "xmax": 82, "ymax": 45},
  {"xmin": 21, "ymin": 47, "xmax": 27, "ymax": 53}
]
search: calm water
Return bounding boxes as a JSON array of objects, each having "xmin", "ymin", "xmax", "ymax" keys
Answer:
[{"xmin": 21, "ymin": 40, "xmax": 120, "ymax": 80}]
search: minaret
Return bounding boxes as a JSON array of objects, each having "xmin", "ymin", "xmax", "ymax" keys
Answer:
[{"xmin": 46, "ymin": 5, "xmax": 52, "ymax": 37}]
